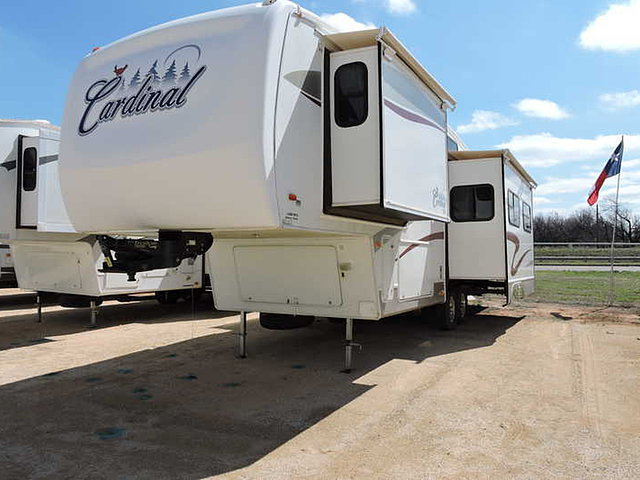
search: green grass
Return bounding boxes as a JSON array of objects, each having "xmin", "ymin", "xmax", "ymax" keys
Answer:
[{"xmin": 527, "ymin": 271, "xmax": 640, "ymax": 306}]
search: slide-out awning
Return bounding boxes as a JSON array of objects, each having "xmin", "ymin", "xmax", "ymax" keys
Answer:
[
  {"xmin": 323, "ymin": 28, "xmax": 456, "ymax": 110},
  {"xmin": 449, "ymin": 150, "xmax": 538, "ymax": 188}
]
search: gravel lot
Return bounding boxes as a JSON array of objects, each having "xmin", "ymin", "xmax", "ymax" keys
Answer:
[{"xmin": 0, "ymin": 290, "xmax": 639, "ymax": 479}]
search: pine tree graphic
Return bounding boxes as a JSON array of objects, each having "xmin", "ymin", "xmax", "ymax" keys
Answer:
[
  {"xmin": 146, "ymin": 60, "xmax": 161, "ymax": 84},
  {"xmin": 129, "ymin": 68, "xmax": 141, "ymax": 88},
  {"xmin": 163, "ymin": 60, "xmax": 177, "ymax": 84},
  {"xmin": 179, "ymin": 62, "xmax": 191, "ymax": 83}
]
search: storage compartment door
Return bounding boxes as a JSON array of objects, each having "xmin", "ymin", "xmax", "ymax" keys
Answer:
[
  {"xmin": 17, "ymin": 136, "xmax": 40, "ymax": 228},
  {"xmin": 329, "ymin": 46, "xmax": 380, "ymax": 208},
  {"xmin": 233, "ymin": 246, "xmax": 342, "ymax": 307}
]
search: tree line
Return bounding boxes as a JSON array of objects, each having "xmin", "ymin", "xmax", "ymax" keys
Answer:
[{"xmin": 534, "ymin": 198, "xmax": 640, "ymax": 243}]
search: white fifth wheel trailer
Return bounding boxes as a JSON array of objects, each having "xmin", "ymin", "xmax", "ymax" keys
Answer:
[
  {"xmin": 0, "ymin": 119, "xmax": 207, "ymax": 322},
  {"xmin": 57, "ymin": 1, "xmax": 535, "ymax": 367}
]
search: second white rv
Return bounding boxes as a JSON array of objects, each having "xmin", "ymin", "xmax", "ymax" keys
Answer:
[
  {"xmin": 0, "ymin": 119, "xmax": 208, "ymax": 317},
  {"xmin": 0, "ymin": 244, "xmax": 15, "ymax": 287}
]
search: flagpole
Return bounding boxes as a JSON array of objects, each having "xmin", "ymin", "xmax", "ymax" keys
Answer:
[
  {"xmin": 595, "ymin": 204, "xmax": 599, "ymax": 243},
  {"xmin": 608, "ymin": 137, "xmax": 624, "ymax": 306}
]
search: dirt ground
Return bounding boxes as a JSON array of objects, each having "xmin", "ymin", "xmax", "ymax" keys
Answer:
[{"xmin": 0, "ymin": 290, "xmax": 638, "ymax": 480}]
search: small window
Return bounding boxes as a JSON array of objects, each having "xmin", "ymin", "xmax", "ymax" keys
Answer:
[
  {"xmin": 447, "ymin": 136, "xmax": 459, "ymax": 152},
  {"xmin": 22, "ymin": 147, "xmax": 38, "ymax": 192},
  {"xmin": 522, "ymin": 202, "xmax": 532, "ymax": 233},
  {"xmin": 508, "ymin": 190, "xmax": 521, "ymax": 228},
  {"xmin": 334, "ymin": 62, "xmax": 368, "ymax": 128},
  {"xmin": 450, "ymin": 184, "xmax": 495, "ymax": 222}
]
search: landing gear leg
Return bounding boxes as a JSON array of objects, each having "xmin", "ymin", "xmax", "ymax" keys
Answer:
[
  {"xmin": 238, "ymin": 311, "xmax": 247, "ymax": 359},
  {"xmin": 89, "ymin": 299, "xmax": 99, "ymax": 327},
  {"xmin": 36, "ymin": 293, "xmax": 43, "ymax": 324},
  {"xmin": 343, "ymin": 318, "xmax": 357, "ymax": 373}
]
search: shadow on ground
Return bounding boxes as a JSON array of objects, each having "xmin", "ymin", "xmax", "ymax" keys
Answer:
[
  {"xmin": 0, "ymin": 301, "xmax": 523, "ymax": 479},
  {"xmin": 0, "ymin": 295, "xmax": 228, "ymax": 353}
]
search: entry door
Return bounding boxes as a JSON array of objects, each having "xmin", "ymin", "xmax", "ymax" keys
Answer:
[{"xmin": 17, "ymin": 136, "xmax": 40, "ymax": 228}]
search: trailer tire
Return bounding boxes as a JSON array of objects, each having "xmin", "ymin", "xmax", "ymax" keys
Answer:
[
  {"xmin": 182, "ymin": 288, "xmax": 204, "ymax": 303},
  {"xmin": 454, "ymin": 290, "xmax": 468, "ymax": 323},
  {"xmin": 154, "ymin": 291, "xmax": 182, "ymax": 305},
  {"xmin": 259, "ymin": 313, "xmax": 315, "ymax": 330},
  {"xmin": 435, "ymin": 294, "xmax": 458, "ymax": 330},
  {"xmin": 58, "ymin": 295, "xmax": 103, "ymax": 309}
]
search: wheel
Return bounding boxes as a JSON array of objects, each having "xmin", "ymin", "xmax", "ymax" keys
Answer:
[
  {"xmin": 154, "ymin": 290, "xmax": 182, "ymax": 304},
  {"xmin": 259, "ymin": 313, "xmax": 315, "ymax": 330},
  {"xmin": 435, "ymin": 293, "xmax": 457, "ymax": 330},
  {"xmin": 454, "ymin": 290, "xmax": 467, "ymax": 323},
  {"xmin": 182, "ymin": 288, "xmax": 204, "ymax": 303}
]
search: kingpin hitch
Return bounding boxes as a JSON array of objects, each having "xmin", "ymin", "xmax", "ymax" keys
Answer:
[{"xmin": 97, "ymin": 230, "xmax": 213, "ymax": 281}]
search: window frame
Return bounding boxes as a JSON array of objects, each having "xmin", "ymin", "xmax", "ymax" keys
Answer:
[
  {"xmin": 22, "ymin": 147, "xmax": 38, "ymax": 192},
  {"xmin": 507, "ymin": 190, "xmax": 521, "ymax": 228},
  {"xmin": 334, "ymin": 61, "xmax": 369, "ymax": 128},
  {"xmin": 522, "ymin": 201, "xmax": 532, "ymax": 233},
  {"xmin": 450, "ymin": 183, "xmax": 496, "ymax": 223}
]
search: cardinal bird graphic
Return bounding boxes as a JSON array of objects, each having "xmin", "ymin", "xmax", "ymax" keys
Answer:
[{"xmin": 114, "ymin": 64, "xmax": 128, "ymax": 76}]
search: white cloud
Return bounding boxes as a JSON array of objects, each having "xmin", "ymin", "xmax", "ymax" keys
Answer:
[
  {"xmin": 457, "ymin": 110, "xmax": 518, "ymax": 134},
  {"xmin": 535, "ymin": 206, "xmax": 573, "ymax": 216},
  {"xmin": 535, "ymin": 169, "xmax": 640, "ymax": 211},
  {"xmin": 534, "ymin": 196, "xmax": 554, "ymax": 205},
  {"xmin": 319, "ymin": 13, "xmax": 375, "ymax": 32},
  {"xmin": 536, "ymin": 176, "xmax": 596, "ymax": 197},
  {"xmin": 595, "ymin": 171, "xmax": 640, "ymax": 203},
  {"xmin": 599, "ymin": 90, "xmax": 640, "ymax": 110},
  {"xmin": 579, "ymin": 0, "xmax": 640, "ymax": 52},
  {"xmin": 513, "ymin": 98, "xmax": 570, "ymax": 120},
  {"xmin": 498, "ymin": 133, "xmax": 640, "ymax": 168},
  {"xmin": 386, "ymin": 0, "xmax": 417, "ymax": 14},
  {"xmin": 529, "ymin": 160, "xmax": 640, "ymax": 214}
]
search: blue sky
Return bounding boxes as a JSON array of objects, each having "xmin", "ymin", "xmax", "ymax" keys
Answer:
[{"xmin": 1, "ymin": 0, "xmax": 639, "ymax": 214}]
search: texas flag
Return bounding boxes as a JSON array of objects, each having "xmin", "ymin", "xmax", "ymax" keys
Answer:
[{"xmin": 587, "ymin": 138, "xmax": 624, "ymax": 206}]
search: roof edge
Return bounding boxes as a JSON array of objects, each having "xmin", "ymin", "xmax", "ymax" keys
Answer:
[{"xmin": 449, "ymin": 149, "xmax": 537, "ymax": 187}]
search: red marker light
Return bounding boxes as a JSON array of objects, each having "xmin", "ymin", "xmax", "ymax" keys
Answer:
[
  {"xmin": 288, "ymin": 193, "xmax": 298, "ymax": 201},
  {"xmin": 92, "ymin": 47, "xmax": 100, "ymax": 52}
]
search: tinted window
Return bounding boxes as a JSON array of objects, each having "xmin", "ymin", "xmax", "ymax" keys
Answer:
[
  {"xmin": 450, "ymin": 184, "xmax": 495, "ymax": 222},
  {"xmin": 23, "ymin": 147, "xmax": 37, "ymax": 192},
  {"xmin": 523, "ymin": 202, "xmax": 532, "ymax": 233},
  {"xmin": 508, "ymin": 190, "xmax": 521, "ymax": 228},
  {"xmin": 447, "ymin": 136, "xmax": 459, "ymax": 152},
  {"xmin": 334, "ymin": 62, "xmax": 368, "ymax": 128}
]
